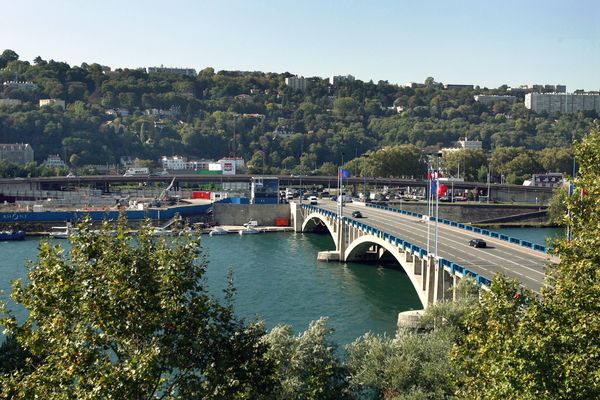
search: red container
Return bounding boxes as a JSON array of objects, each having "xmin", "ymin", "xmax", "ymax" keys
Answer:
[
  {"xmin": 275, "ymin": 218, "xmax": 289, "ymax": 226},
  {"xmin": 192, "ymin": 191, "xmax": 211, "ymax": 199}
]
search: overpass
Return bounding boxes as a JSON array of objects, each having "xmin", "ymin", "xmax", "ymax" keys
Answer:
[
  {"xmin": 291, "ymin": 201, "xmax": 556, "ymax": 308},
  {"xmin": 0, "ymin": 174, "xmax": 554, "ymax": 203}
]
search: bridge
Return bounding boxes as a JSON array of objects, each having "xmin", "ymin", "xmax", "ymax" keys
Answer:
[
  {"xmin": 0, "ymin": 174, "xmax": 554, "ymax": 204},
  {"xmin": 291, "ymin": 201, "xmax": 557, "ymax": 308}
]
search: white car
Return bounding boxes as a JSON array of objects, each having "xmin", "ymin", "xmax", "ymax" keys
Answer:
[{"xmin": 309, "ymin": 196, "xmax": 318, "ymax": 205}]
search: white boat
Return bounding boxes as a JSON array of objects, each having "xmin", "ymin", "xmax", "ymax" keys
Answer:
[
  {"xmin": 209, "ymin": 226, "xmax": 229, "ymax": 236},
  {"xmin": 239, "ymin": 227, "xmax": 261, "ymax": 235},
  {"xmin": 151, "ymin": 227, "xmax": 173, "ymax": 236},
  {"xmin": 49, "ymin": 224, "xmax": 75, "ymax": 239}
]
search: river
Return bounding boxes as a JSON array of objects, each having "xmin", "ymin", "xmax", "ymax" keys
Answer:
[{"xmin": 0, "ymin": 227, "xmax": 563, "ymax": 345}]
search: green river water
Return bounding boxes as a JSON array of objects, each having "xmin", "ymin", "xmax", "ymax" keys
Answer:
[{"xmin": 0, "ymin": 227, "xmax": 563, "ymax": 345}]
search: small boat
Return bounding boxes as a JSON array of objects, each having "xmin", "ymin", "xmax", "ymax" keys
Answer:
[
  {"xmin": 209, "ymin": 226, "xmax": 229, "ymax": 236},
  {"xmin": 49, "ymin": 224, "xmax": 75, "ymax": 239},
  {"xmin": 239, "ymin": 227, "xmax": 261, "ymax": 235},
  {"xmin": 0, "ymin": 230, "xmax": 26, "ymax": 241},
  {"xmin": 151, "ymin": 227, "xmax": 173, "ymax": 236}
]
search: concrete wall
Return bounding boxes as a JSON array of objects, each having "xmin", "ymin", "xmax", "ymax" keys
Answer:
[
  {"xmin": 384, "ymin": 202, "xmax": 548, "ymax": 224},
  {"xmin": 214, "ymin": 203, "xmax": 291, "ymax": 226}
]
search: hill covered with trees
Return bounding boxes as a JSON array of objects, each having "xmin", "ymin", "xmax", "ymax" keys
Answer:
[{"xmin": 0, "ymin": 49, "xmax": 596, "ymax": 182}]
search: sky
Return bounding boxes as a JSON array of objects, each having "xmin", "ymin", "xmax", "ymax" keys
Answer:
[{"xmin": 3, "ymin": 0, "xmax": 600, "ymax": 91}]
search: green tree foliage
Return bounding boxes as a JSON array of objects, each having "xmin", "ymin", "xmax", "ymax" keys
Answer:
[
  {"xmin": 357, "ymin": 145, "xmax": 425, "ymax": 178},
  {"xmin": 442, "ymin": 149, "xmax": 487, "ymax": 180},
  {"xmin": 0, "ymin": 218, "xmax": 275, "ymax": 399},
  {"xmin": 454, "ymin": 126, "xmax": 600, "ymax": 399},
  {"xmin": 0, "ymin": 49, "xmax": 596, "ymax": 177},
  {"xmin": 263, "ymin": 318, "xmax": 350, "ymax": 400}
]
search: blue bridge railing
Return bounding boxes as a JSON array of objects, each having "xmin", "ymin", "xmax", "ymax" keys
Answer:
[
  {"xmin": 302, "ymin": 204, "xmax": 493, "ymax": 288},
  {"xmin": 365, "ymin": 203, "xmax": 548, "ymax": 253}
]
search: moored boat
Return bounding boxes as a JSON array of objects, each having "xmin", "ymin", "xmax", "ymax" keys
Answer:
[
  {"xmin": 209, "ymin": 226, "xmax": 229, "ymax": 236},
  {"xmin": 0, "ymin": 230, "xmax": 26, "ymax": 241},
  {"xmin": 239, "ymin": 227, "xmax": 261, "ymax": 235}
]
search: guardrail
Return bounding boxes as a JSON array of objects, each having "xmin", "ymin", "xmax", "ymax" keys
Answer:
[
  {"xmin": 365, "ymin": 203, "xmax": 548, "ymax": 253},
  {"xmin": 302, "ymin": 204, "xmax": 493, "ymax": 288}
]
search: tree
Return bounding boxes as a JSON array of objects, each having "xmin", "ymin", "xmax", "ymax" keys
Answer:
[
  {"xmin": 0, "ymin": 49, "xmax": 18, "ymax": 69},
  {"xmin": 442, "ymin": 149, "xmax": 487, "ymax": 181},
  {"xmin": 0, "ymin": 218, "xmax": 275, "ymax": 399},
  {"xmin": 263, "ymin": 318, "xmax": 350, "ymax": 400},
  {"xmin": 454, "ymin": 126, "xmax": 600, "ymax": 399}
]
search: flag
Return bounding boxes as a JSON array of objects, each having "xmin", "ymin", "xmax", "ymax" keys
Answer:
[{"xmin": 338, "ymin": 169, "xmax": 350, "ymax": 178}]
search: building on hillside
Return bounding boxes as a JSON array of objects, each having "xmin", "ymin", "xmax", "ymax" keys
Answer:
[
  {"xmin": 443, "ymin": 84, "xmax": 474, "ymax": 90},
  {"xmin": 525, "ymin": 92, "xmax": 600, "ymax": 113},
  {"xmin": 441, "ymin": 138, "xmax": 483, "ymax": 157},
  {"xmin": 285, "ymin": 75, "xmax": 307, "ymax": 91},
  {"xmin": 0, "ymin": 143, "xmax": 34, "ymax": 164},
  {"xmin": 0, "ymin": 98, "xmax": 22, "ymax": 107},
  {"xmin": 402, "ymin": 82, "xmax": 425, "ymax": 88},
  {"xmin": 523, "ymin": 173, "xmax": 564, "ymax": 188},
  {"xmin": 474, "ymin": 94, "xmax": 516, "ymax": 104},
  {"xmin": 39, "ymin": 98, "xmax": 66, "ymax": 109},
  {"xmin": 2, "ymin": 81, "xmax": 38, "ymax": 91},
  {"xmin": 44, "ymin": 154, "xmax": 66, "ymax": 168},
  {"xmin": 147, "ymin": 66, "xmax": 197, "ymax": 77},
  {"xmin": 457, "ymin": 138, "xmax": 482, "ymax": 150},
  {"xmin": 218, "ymin": 157, "xmax": 245, "ymax": 174},
  {"xmin": 161, "ymin": 156, "xmax": 187, "ymax": 170},
  {"xmin": 329, "ymin": 75, "xmax": 355, "ymax": 85}
]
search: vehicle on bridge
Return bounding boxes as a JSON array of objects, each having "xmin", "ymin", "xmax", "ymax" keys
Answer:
[
  {"xmin": 351, "ymin": 210, "xmax": 363, "ymax": 218},
  {"xmin": 309, "ymin": 196, "xmax": 318, "ymax": 205},
  {"xmin": 469, "ymin": 238, "xmax": 487, "ymax": 248}
]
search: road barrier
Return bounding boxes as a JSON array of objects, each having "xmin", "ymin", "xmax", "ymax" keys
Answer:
[
  {"xmin": 365, "ymin": 203, "xmax": 548, "ymax": 253},
  {"xmin": 302, "ymin": 204, "xmax": 493, "ymax": 288}
]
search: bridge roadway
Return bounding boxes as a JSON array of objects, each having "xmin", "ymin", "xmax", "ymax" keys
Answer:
[{"xmin": 315, "ymin": 201, "xmax": 556, "ymax": 294}]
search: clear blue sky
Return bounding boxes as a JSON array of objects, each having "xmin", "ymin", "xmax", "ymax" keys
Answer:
[{"xmin": 4, "ymin": 0, "xmax": 599, "ymax": 91}]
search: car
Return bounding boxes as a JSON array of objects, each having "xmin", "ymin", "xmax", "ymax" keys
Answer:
[
  {"xmin": 66, "ymin": 172, "xmax": 76, "ymax": 178},
  {"xmin": 309, "ymin": 196, "xmax": 318, "ymax": 205},
  {"xmin": 351, "ymin": 210, "xmax": 363, "ymax": 218},
  {"xmin": 468, "ymin": 238, "xmax": 487, "ymax": 248}
]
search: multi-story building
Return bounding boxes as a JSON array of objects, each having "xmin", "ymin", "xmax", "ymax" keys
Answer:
[
  {"xmin": 39, "ymin": 99, "xmax": 66, "ymax": 109},
  {"xmin": 0, "ymin": 143, "xmax": 34, "ymax": 164},
  {"xmin": 2, "ymin": 81, "xmax": 37, "ymax": 91},
  {"xmin": 474, "ymin": 95, "xmax": 516, "ymax": 104},
  {"xmin": 161, "ymin": 156, "xmax": 187, "ymax": 170},
  {"xmin": 457, "ymin": 138, "xmax": 482, "ymax": 150},
  {"xmin": 525, "ymin": 92, "xmax": 600, "ymax": 113},
  {"xmin": 443, "ymin": 84, "xmax": 474, "ymax": 90},
  {"xmin": 329, "ymin": 75, "xmax": 355, "ymax": 85},
  {"xmin": 44, "ymin": 154, "xmax": 66, "ymax": 168},
  {"xmin": 147, "ymin": 66, "xmax": 197, "ymax": 77},
  {"xmin": 285, "ymin": 75, "xmax": 307, "ymax": 91}
]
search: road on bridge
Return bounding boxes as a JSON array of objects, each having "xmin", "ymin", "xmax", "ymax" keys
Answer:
[{"xmin": 315, "ymin": 200, "xmax": 557, "ymax": 294}]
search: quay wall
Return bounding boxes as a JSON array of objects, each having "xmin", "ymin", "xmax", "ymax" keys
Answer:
[
  {"xmin": 214, "ymin": 204, "xmax": 290, "ymax": 226},
  {"xmin": 383, "ymin": 202, "xmax": 548, "ymax": 224}
]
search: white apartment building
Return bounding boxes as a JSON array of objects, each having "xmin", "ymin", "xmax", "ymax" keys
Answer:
[
  {"xmin": 44, "ymin": 154, "xmax": 66, "ymax": 168},
  {"xmin": 0, "ymin": 143, "xmax": 34, "ymax": 164},
  {"xmin": 285, "ymin": 75, "xmax": 307, "ymax": 91},
  {"xmin": 457, "ymin": 138, "xmax": 482, "ymax": 150},
  {"xmin": 147, "ymin": 66, "xmax": 197, "ymax": 77},
  {"xmin": 525, "ymin": 92, "xmax": 600, "ymax": 113},
  {"xmin": 474, "ymin": 95, "xmax": 516, "ymax": 104},
  {"xmin": 161, "ymin": 156, "xmax": 187, "ymax": 170},
  {"xmin": 329, "ymin": 75, "xmax": 355, "ymax": 85}
]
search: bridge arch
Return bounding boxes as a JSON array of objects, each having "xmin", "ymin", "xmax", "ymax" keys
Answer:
[
  {"xmin": 301, "ymin": 212, "xmax": 338, "ymax": 248},
  {"xmin": 345, "ymin": 235, "xmax": 427, "ymax": 307}
]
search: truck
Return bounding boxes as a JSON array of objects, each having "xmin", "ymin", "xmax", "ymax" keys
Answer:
[{"xmin": 123, "ymin": 167, "xmax": 149, "ymax": 176}]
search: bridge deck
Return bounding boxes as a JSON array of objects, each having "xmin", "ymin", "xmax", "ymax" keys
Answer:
[{"xmin": 315, "ymin": 201, "xmax": 556, "ymax": 294}]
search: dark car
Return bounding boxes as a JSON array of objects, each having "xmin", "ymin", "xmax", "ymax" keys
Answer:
[
  {"xmin": 469, "ymin": 238, "xmax": 487, "ymax": 248},
  {"xmin": 351, "ymin": 210, "xmax": 363, "ymax": 218}
]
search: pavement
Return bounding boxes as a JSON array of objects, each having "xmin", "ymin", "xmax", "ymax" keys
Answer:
[{"xmin": 315, "ymin": 200, "xmax": 556, "ymax": 294}]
